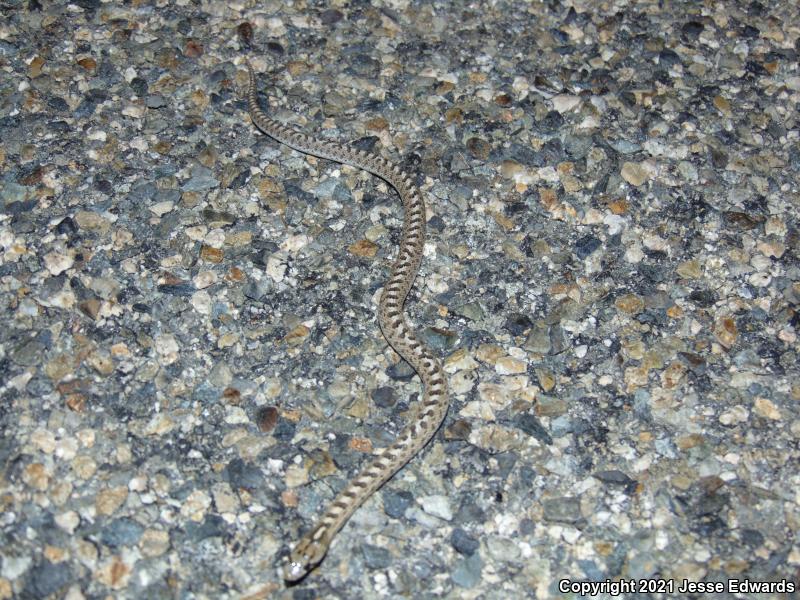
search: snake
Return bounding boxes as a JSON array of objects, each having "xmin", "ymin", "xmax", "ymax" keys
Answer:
[{"xmin": 245, "ymin": 62, "xmax": 450, "ymax": 582}]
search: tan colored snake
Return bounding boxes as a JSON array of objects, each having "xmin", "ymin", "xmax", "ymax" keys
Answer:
[{"xmin": 245, "ymin": 63, "xmax": 449, "ymax": 581}]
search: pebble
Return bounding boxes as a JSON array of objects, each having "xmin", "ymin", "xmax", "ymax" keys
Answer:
[
  {"xmin": 418, "ymin": 495, "xmax": 453, "ymax": 521},
  {"xmin": 451, "ymin": 552, "xmax": 482, "ymax": 588},
  {"xmin": 450, "ymin": 528, "xmax": 479, "ymax": 556}
]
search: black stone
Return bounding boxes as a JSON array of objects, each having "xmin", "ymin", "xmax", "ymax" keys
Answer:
[
  {"xmin": 361, "ymin": 543, "xmax": 392, "ymax": 569},
  {"xmin": 450, "ymin": 527, "xmax": 479, "ymax": 556},
  {"xmin": 372, "ymin": 386, "xmax": 396, "ymax": 408},
  {"xmin": 514, "ymin": 413, "xmax": 553, "ymax": 445},
  {"xmin": 575, "ymin": 235, "xmax": 602, "ymax": 259},
  {"xmin": 382, "ymin": 488, "xmax": 413, "ymax": 519}
]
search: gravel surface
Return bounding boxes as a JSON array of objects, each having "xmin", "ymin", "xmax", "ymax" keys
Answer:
[{"xmin": 1, "ymin": 1, "xmax": 799, "ymax": 598}]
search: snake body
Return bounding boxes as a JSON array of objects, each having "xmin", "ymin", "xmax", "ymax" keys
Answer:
[{"xmin": 245, "ymin": 64, "xmax": 449, "ymax": 582}]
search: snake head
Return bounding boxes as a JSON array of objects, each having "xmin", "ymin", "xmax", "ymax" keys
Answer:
[{"xmin": 282, "ymin": 530, "xmax": 329, "ymax": 583}]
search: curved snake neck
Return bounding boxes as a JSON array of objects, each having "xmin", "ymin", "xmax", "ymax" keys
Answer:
[{"xmin": 245, "ymin": 63, "xmax": 449, "ymax": 582}]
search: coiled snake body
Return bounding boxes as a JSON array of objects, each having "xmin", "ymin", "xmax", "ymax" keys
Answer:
[{"xmin": 245, "ymin": 64, "xmax": 449, "ymax": 581}]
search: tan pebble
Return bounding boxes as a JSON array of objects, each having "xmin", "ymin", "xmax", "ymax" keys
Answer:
[
  {"xmin": 88, "ymin": 351, "xmax": 114, "ymax": 375},
  {"xmin": 476, "ymin": 343, "xmax": 505, "ymax": 364},
  {"xmin": 285, "ymin": 463, "xmax": 309, "ymax": 488},
  {"xmin": 31, "ymin": 428, "xmax": 57, "ymax": 453},
  {"xmin": 535, "ymin": 395, "xmax": 568, "ymax": 417},
  {"xmin": 43, "ymin": 545, "xmax": 67, "ymax": 563},
  {"xmin": 366, "ymin": 117, "xmax": 388, "ymax": 131},
  {"xmin": 74, "ymin": 210, "xmax": 110, "ymax": 234},
  {"xmin": 608, "ymin": 198, "xmax": 628, "ymax": 215},
  {"xmin": 65, "ymin": 393, "xmax": 87, "ymax": 412},
  {"xmin": 677, "ymin": 434, "xmax": 704, "ymax": 450},
  {"xmin": 714, "ymin": 316, "xmax": 737, "ymax": 349},
  {"xmin": 561, "ymin": 174, "xmax": 583, "ymax": 193},
  {"xmin": 477, "ymin": 382, "xmax": 506, "ymax": 409},
  {"xmin": 96, "ymin": 486, "xmax": 128, "ymax": 515},
  {"xmin": 257, "ymin": 177, "xmax": 282, "ymax": 198},
  {"xmin": 444, "ymin": 348, "xmax": 479, "ymax": 372},
  {"xmin": 200, "ymin": 245, "xmax": 224, "ymax": 263},
  {"xmin": 148, "ymin": 201, "xmax": 174, "ymax": 216},
  {"xmin": 140, "ymin": 529, "xmax": 170, "ymax": 558},
  {"xmin": 624, "ymin": 365, "xmax": 649, "ymax": 390},
  {"xmin": 217, "ymin": 332, "xmax": 238, "ymax": 349},
  {"xmin": 72, "ymin": 455, "xmax": 97, "ymax": 480},
  {"xmin": 281, "ymin": 489, "xmax": 299, "ymax": 508},
  {"xmin": 346, "ymin": 395, "xmax": 370, "ymax": 419},
  {"xmin": 719, "ymin": 405, "xmax": 748, "ymax": 425},
  {"xmin": 753, "ymin": 397, "xmax": 781, "ymax": 420},
  {"xmin": 190, "ymin": 89, "xmax": 209, "ymax": 110},
  {"xmin": 491, "ymin": 211, "xmax": 515, "ymax": 231},
  {"xmin": 615, "ymin": 293, "xmax": 645, "ymax": 314},
  {"xmin": 676, "ymin": 259, "xmax": 702, "ymax": 279},
  {"xmin": 534, "ymin": 368, "xmax": 556, "ymax": 392},
  {"xmin": 661, "ymin": 362, "xmax": 686, "ymax": 388},
  {"xmin": 95, "ymin": 555, "xmax": 132, "ymax": 589},
  {"xmin": 466, "ymin": 137, "xmax": 491, "ymax": 159},
  {"xmin": 552, "ymin": 94, "xmax": 581, "ymax": 113},
  {"xmin": 713, "ymin": 95, "xmax": 732, "ymax": 115},
  {"xmin": 55, "ymin": 510, "xmax": 80, "ymax": 534},
  {"xmin": 666, "ymin": 305, "xmax": 683, "ymax": 318},
  {"xmin": 144, "ymin": 413, "xmax": 175, "ymax": 436},
  {"xmin": 468, "ymin": 423, "xmax": 521, "ymax": 453},
  {"xmin": 225, "ymin": 230, "xmax": 253, "ymax": 247},
  {"xmin": 283, "ymin": 324, "xmax": 310, "ymax": 346},
  {"xmin": 22, "ymin": 462, "xmax": 50, "ymax": 491},
  {"xmin": 764, "ymin": 216, "xmax": 786, "ymax": 237},
  {"xmin": 78, "ymin": 298, "xmax": 102, "ymax": 320},
  {"xmin": 620, "ymin": 162, "xmax": 649, "ymax": 186},
  {"xmin": 43, "ymin": 251, "xmax": 74, "ymax": 276},
  {"xmin": 110, "ymin": 343, "xmax": 130, "ymax": 357},
  {"xmin": 500, "ymin": 160, "xmax": 524, "ymax": 179},
  {"xmin": 496, "ymin": 356, "xmax": 526, "ymax": 375},
  {"xmin": 29, "ymin": 55, "xmax": 45, "ymax": 77},
  {"xmin": 757, "ymin": 239, "xmax": 785, "ymax": 258},
  {"xmin": 180, "ymin": 490, "xmax": 211, "ymax": 521},
  {"xmin": 348, "ymin": 239, "xmax": 378, "ymax": 257},
  {"xmin": 45, "ymin": 354, "xmax": 75, "ymax": 381},
  {"xmin": 445, "ymin": 107, "xmax": 464, "ymax": 124}
]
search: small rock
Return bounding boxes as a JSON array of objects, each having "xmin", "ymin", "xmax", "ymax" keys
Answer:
[
  {"xmin": 753, "ymin": 397, "xmax": 781, "ymax": 420},
  {"xmin": 382, "ymin": 488, "xmax": 413, "ymax": 519},
  {"xmin": 514, "ymin": 413, "xmax": 553, "ymax": 445},
  {"xmin": 100, "ymin": 517, "xmax": 144, "ymax": 548},
  {"xmin": 43, "ymin": 251, "xmax": 74, "ymax": 275},
  {"xmin": 372, "ymin": 386, "xmax": 396, "ymax": 408},
  {"xmin": 451, "ymin": 552, "xmax": 482, "ymax": 588},
  {"xmin": 361, "ymin": 543, "xmax": 392, "ymax": 569},
  {"xmin": 22, "ymin": 561, "xmax": 72, "ymax": 598},
  {"xmin": 542, "ymin": 496, "xmax": 583, "ymax": 524},
  {"xmin": 450, "ymin": 528, "xmax": 479, "ymax": 556},
  {"xmin": 620, "ymin": 162, "xmax": 649, "ymax": 186},
  {"xmin": 551, "ymin": 94, "xmax": 581, "ymax": 113},
  {"xmin": 418, "ymin": 495, "xmax": 453, "ymax": 521}
]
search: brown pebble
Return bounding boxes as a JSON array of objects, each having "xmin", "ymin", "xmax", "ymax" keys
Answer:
[
  {"xmin": 444, "ymin": 419, "xmax": 472, "ymax": 441},
  {"xmin": 222, "ymin": 387, "xmax": 241, "ymax": 405},
  {"xmin": 200, "ymin": 245, "xmax": 224, "ymax": 263},
  {"xmin": 237, "ymin": 22, "xmax": 253, "ymax": 45},
  {"xmin": 77, "ymin": 57, "xmax": 97, "ymax": 72},
  {"xmin": 348, "ymin": 239, "xmax": 378, "ymax": 257},
  {"xmin": 79, "ymin": 298, "xmax": 102, "ymax": 320},
  {"xmin": 256, "ymin": 406, "xmax": 279, "ymax": 433},
  {"xmin": 466, "ymin": 137, "xmax": 491, "ymax": 160},
  {"xmin": 184, "ymin": 40, "xmax": 203, "ymax": 58}
]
